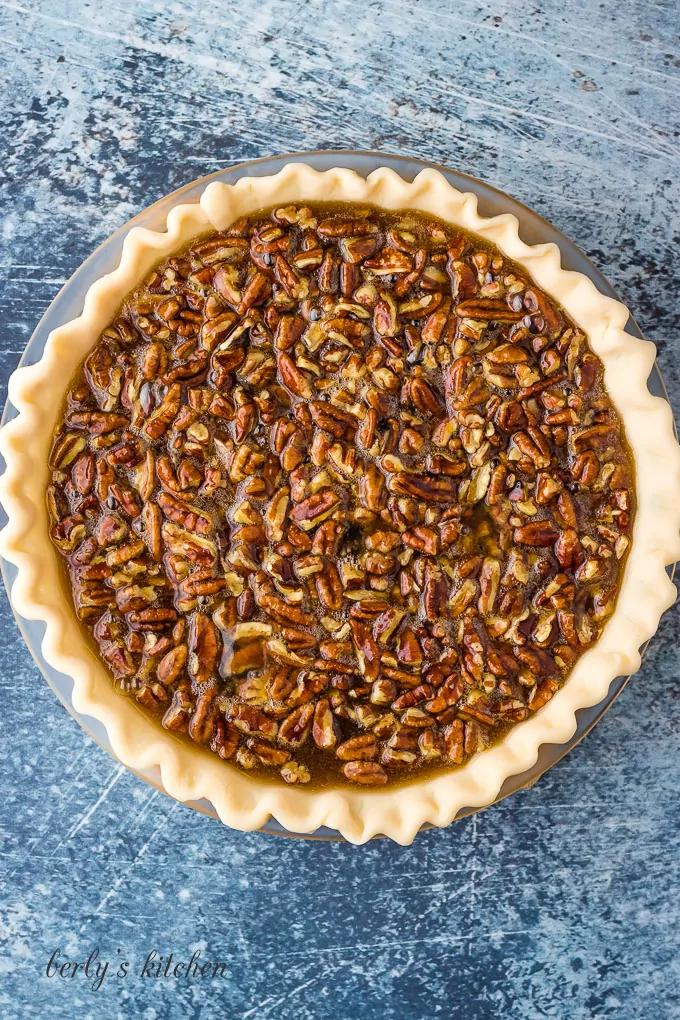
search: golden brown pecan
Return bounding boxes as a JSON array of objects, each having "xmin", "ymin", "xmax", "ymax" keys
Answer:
[
  {"xmin": 447, "ymin": 256, "xmax": 477, "ymax": 300},
  {"xmin": 555, "ymin": 529, "xmax": 584, "ymax": 571},
  {"xmin": 316, "ymin": 561, "xmax": 343, "ymax": 610},
  {"xmin": 420, "ymin": 296, "xmax": 451, "ymax": 343},
  {"xmin": 312, "ymin": 520, "xmax": 344, "ymax": 556},
  {"xmin": 454, "ymin": 298, "xmax": 524, "ymax": 322},
  {"xmin": 555, "ymin": 490, "xmax": 578, "ymax": 529},
  {"xmin": 360, "ymin": 462, "xmax": 387, "ymax": 512},
  {"xmin": 530, "ymin": 677, "xmax": 559, "ymax": 711},
  {"xmin": 571, "ymin": 424, "xmax": 618, "ymax": 454},
  {"xmin": 71, "ymin": 452, "xmax": 95, "ymax": 495},
  {"xmin": 575, "ymin": 354, "xmax": 599, "ymax": 391},
  {"xmin": 349, "ymin": 619, "xmax": 381, "ymax": 681},
  {"xmin": 442, "ymin": 719, "xmax": 465, "ymax": 763},
  {"xmin": 238, "ymin": 271, "xmax": 271, "ymax": 314},
  {"xmin": 309, "ymin": 401, "xmax": 359, "ymax": 439},
  {"xmin": 289, "ymin": 488, "xmax": 341, "ymax": 530},
  {"xmin": 85, "ymin": 346, "xmax": 114, "ymax": 390},
  {"xmin": 336, "ymin": 735, "xmax": 378, "ymax": 760},
  {"xmin": 373, "ymin": 290, "xmax": 399, "ymax": 337},
  {"xmin": 322, "ymin": 317, "xmax": 371, "ymax": 346},
  {"xmin": 572, "ymin": 451, "xmax": 599, "ymax": 486},
  {"xmin": 162, "ymin": 690, "xmax": 193, "ymax": 733},
  {"xmin": 487, "ymin": 343, "xmax": 530, "ymax": 365},
  {"xmin": 143, "ymin": 384, "xmax": 181, "ymax": 439},
  {"xmin": 136, "ymin": 683, "xmax": 168, "ymax": 710},
  {"xmin": 513, "ymin": 522, "xmax": 560, "ymax": 547},
  {"xmin": 274, "ymin": 254, "xmax": 308, "ymax": 300},
  {"xmin": 279, "ymin": 704, "xmax": 314, "ymax": 746},
  {"xmin": 410, "ymin": 377, "xmax": 445, "ymax": 417},
  {"xmin": 212, "ymin": 718, "xmax": 239, "ymax": 760},
  {"xmin": 392, "ymin": 684, "xmax": 433, "ymax": 711},
  {"xmin": 157, "ymin": 644, "xmax": 188, "ymax": 684},
  {"xmin": 227, "ymin": 704, "xmax": 279, "ymax": 739},
  {"xmin": 478, "ymin": 558, "xmax": 501, "ymax": 615},
  {"xmin": 277, "ymin": 352, "xmax": 314, "ymax": 399},
  {"xmin": 388, "ymin": 473, "xmax": 458, "ymax": 502},
  {"xmin": 524, "ymin": 288, "xmax": 561, "ymax": 333},
  {"xmin": 189, "ymin": 689, "xmax": 218, "ymax": 743},
  {"xmin": 255, "ymin": 590, "xmax": 315, "ymax": 628},
  {"xmin": 188, "ymin": 613, "xmax": 220, "ymax": 684},
  {"xmin": 514, "ymin": 431, "xmax": 551, "ymax": 468},
  {"xmin": 157, "ymin": 492, "xmax": 212, "ymax": 535},
  {"xmin": 364, "ymin": 248, "xmax": 412, "ymax": 274},
  {"xmin": 312, "ymin": 698, "xmax": 339, "ymax": 749},
  {"xmin": 317, "ymin": 218, "xmax": 378, "ymax": 237},
  {"xmin": 393, "ymin": 625, "xmax": 422, "ymax": 664},
  {"xmin": 50, "ymin": 433, "xmax": 87, "ymax": 470},
  {"xmin": 341, "ymin": 761, "xmax": 388, "ymax": 785},
  {"xmin": 248, "ymin": 738, "xmax": 291, "ymax": 766},
  {"xmin": 280, "ymin": 761, "xmax": 311, "ymax": 784},
  {"xmin": 339, "ymin": 236, "xmax": 379, "ymax": 262},
  {"xmin": 68, "ymin": 411, "xmax": 130, "ymax": 436}
]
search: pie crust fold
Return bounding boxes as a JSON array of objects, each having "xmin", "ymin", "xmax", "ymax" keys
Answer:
[{"xmin": 1, "ymin": 163, "xmax": 679, "ymax": 844}]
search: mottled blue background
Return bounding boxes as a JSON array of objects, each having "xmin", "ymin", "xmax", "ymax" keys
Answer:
[{"xmin": 1, "ymin": 1, "xmax": 680, "ymax": 1017}]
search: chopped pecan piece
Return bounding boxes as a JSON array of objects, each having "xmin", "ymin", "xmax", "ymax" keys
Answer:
[
  {"xmin": 289, "ymin": 489, "xmax": 341, "ymax": 531},
  {"xmin": 454, "ymin": 298, "xmax": 524, "ymax": 322},
  {"xmin": 388, "ymin": 473, "xmax": 459, "ymax": 502},
  {"xmin": 513, "ymin": 522, "xmax": 560, "ymax": 547}
]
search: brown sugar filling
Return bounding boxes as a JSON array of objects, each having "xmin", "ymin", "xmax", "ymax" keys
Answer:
[{"xmin": 47, "ymin": 201, "xmax": 634, "ymax": 788}]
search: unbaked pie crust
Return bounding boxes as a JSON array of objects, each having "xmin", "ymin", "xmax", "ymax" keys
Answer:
[{"xmin": 1, "ymin": 164, "xmax": 679, "ymax": 844}]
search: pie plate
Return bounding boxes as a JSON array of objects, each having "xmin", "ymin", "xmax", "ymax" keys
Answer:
[{"xmin": 0, "ymin": 150, "xmax": 677, "ymax": 841}]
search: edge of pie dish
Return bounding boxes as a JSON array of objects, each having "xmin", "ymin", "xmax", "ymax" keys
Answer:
[{"xmin": 1, "ymin": 163, "xmax": 679, "ymax": 845}]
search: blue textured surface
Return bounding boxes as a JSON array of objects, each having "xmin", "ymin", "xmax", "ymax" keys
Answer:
[{"xmin": 1, "ymin": 2, "xmax": 680, "ymax": 1017}]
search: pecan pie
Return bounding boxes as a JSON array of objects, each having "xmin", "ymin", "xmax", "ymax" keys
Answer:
[
  {"xmin": 46, "ymin": 200, "xmax": 634, "ymax": 788},
  {"xmin": 2, "ymin": 164, "xmax": 678, "ymax": 842}
]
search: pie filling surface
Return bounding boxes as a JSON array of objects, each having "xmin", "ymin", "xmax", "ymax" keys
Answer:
[{"xmin": 47, "ymin": 202, "xmax": 634, "ymax": 788}]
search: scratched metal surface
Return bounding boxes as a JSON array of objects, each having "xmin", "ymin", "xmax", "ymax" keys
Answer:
[{"xmin": 1, "ymin": 1, "xmax": 680, "ymax": 1017}]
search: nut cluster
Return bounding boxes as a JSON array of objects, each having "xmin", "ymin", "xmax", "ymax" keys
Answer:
[{"xmin": 48, "ymin": 202, "xmax": 633, "ymax": 787}]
